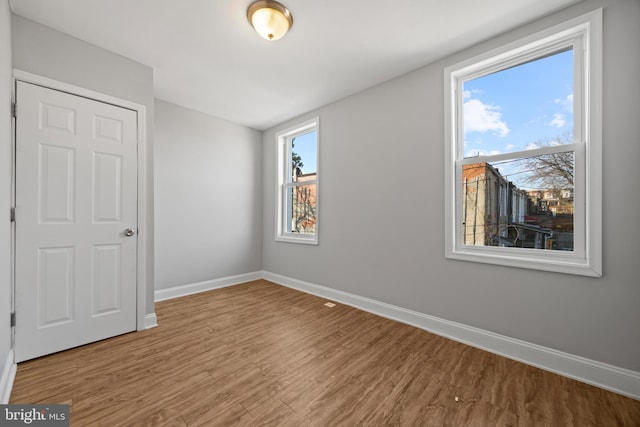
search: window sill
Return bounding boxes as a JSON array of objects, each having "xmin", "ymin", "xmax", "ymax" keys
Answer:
[
  {"xmin": 276, "ymin": 234, "xmax": 318, "ymax": 245},
  {"xmin": 447, "ymin": 246, "xmax": 601, "ymax": 277}
]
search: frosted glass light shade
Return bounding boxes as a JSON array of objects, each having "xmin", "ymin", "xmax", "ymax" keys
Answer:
[{"xmin": 247, "ymin": 1, "xmax": 293, "ymax": 41}]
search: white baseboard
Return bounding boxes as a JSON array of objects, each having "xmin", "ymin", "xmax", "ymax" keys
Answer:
[
  {"xmin": 1, "ymin": 350, "xmax": 17, "ymax": 404},
  {"xmin": 144, "ymin": 313, "xmax": 158, "ymax": 329},
  {"xmin": 262, "ymin": 270, "xmax": 640, "ymax": 400},
  {"xmin": 154, "ymin": 271, "xmax": 263, "ymax": 302}
]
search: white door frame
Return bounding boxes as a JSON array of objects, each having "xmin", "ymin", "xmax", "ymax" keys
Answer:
[{"xmin": 11, "ymin": 70, "xmax": 150, "ymax": 337}]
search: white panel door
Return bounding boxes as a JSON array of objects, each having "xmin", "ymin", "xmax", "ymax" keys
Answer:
[{"xmin": 14, "ymin": 81, "xmax": 138, "ymax": 362}]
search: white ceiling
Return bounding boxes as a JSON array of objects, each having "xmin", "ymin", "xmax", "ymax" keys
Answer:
[{"xmin": 10, "ymin": 0, "xmax": 581, "ymax": 130}]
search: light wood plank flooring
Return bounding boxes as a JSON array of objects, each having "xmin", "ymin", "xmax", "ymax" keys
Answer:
[{"xmin": 10, "ymin": 280, "xmax": 640, "ymax": 426}]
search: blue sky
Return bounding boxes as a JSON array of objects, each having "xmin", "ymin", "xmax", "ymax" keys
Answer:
[
  {"xmin": 463, "ymin": 48, "xmax": 574, "ymax": 159},
  {"xmin": 292, "ymin": 130, "xmax": 317, "ymax": 174}
]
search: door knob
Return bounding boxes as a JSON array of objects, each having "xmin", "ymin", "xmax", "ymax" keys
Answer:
[{"xmin": 124, "ymin": 228, "xmax": 136, "ymax": 237}]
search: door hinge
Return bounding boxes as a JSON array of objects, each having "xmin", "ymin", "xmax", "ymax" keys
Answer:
[
  {"xmin": 11, "ymin": 102, "xmax": 16, "ymax": 118},
  {"xmin": 10, "ymin": 312, "xmax": 15, "ymax": 327},
  {"xmin": 10, "ymin": 207, "xmax": 15, "ymax": 222}
]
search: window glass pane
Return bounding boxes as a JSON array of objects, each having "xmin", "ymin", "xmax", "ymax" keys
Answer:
[
  {"xmin": 288, "ymin": 183, "xmax": 317, "ymax": 234},
  {"xmin": 462, "ymin": 153, "xmax": 574, "ymax": 250},
  {"xmin": 290, "ymin": 130, "xmax": 317, "ymax": 182},
  {"xmin": 463, "ymin": 49, "xmax": 573, "ymax": 158}
]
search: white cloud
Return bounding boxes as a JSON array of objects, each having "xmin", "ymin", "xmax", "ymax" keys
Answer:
[
  {"xmin": 549, "ymin": 138, "xmax": 563, "ymax": 146},
  {"xmin": 525, "ymin": 137, "xmax": 565, "ymax": 150},
  {"xmin": 463, "ymin": 99, "xmax": 509, "ymax": 137},
  {"xmin": 549, "ymin": 113, "xmax": 566, "ymax": 128},
  {"xmin": 463, "ymin": 89, "xmax": 484, "ymax": 100},
  {"xmin": 555, "ymin": 93, "xmax": 573, "ymax": 114}
]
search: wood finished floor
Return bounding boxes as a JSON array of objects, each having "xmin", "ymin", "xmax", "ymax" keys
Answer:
[{"xmin": 10, "ymin": 280, "xmax": 640, "ymax": 426}]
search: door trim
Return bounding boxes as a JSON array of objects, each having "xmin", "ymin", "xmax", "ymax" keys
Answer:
[{"xmin": 11, "ymin": 69, "xmax": 151, "ymax": 336}]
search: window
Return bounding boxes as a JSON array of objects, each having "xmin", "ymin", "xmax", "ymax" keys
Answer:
[
  {"xmin": 276, "ymin": 117, "xmax": 319, "ymax": 244},
  {"xmin": 444, "ymin": 10, "xmax": 602, "ymax": 276}
]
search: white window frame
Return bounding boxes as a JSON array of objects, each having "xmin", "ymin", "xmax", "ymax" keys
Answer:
[
  {"xmin": 275, "ymin": 117, "xmax": 320, "ymax": 245},
  {"xmin": 444, "ymin": 10, "xmax": 602, "ymax": 277}
]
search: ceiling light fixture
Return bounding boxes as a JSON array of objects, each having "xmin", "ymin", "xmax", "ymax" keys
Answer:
[{"xmin": 247, "ymin": 0, "xmax": 293, "ymax": 41}]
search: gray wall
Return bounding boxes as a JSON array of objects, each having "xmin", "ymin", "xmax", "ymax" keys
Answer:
[
  {"xmin": 263, "ymin": 0, "xmax": 640, "ymax": 372},
  {"xmin": 0, "ymin": 0, "xmax": 12, "ymax": 392},
  {"xmin": 154, "ymin": 100, "xmax": 263, "ymax": 290},
  {"xmin": 11, "ymin": 15, "xmax": 156, "ymax": 316}
]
